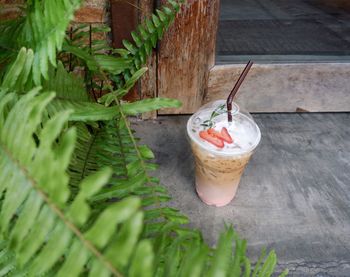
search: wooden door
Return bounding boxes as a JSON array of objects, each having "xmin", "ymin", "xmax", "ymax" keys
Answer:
[
  {"xmin": 111, "ymin": 0, "xmax": 350, "ymax": 115},
  {"xmin": 156, "ymin": 0, "xmax": 350, "ymax": 114}
]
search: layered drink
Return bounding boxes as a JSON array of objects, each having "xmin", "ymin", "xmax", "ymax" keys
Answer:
[{"xmin": 187, "ymin": 100, "xmax": 261, "ymax": 207}]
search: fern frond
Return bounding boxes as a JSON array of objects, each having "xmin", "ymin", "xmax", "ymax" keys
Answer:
[
  {"xmin": 0, "ymin": 90, "xmax": 152, "ymax": 276},
  {"xmin": 98, "ymin": 67, "xmax": 148, "ymax": 105},
  {"xmin": 19, "ymin": 0, "xmax": 82, "ymax": 85},
  {"xmin": 119, "ymin": 0, "xmax": 184, "ymax": 80},
  {"xmin": 2, "ymin": 48, "xmax": 121, "ymax": 122},
  {"xmin": 121, "ymin": 97, "xmax": 182, "ymax": 115},
  {"xmin": 1, "ymin": 47, "xmax": 34, "ymax": 93},
  {"xmin": 62, "ymin": 41, "xmax": 133, "ymax": 74},
  {"xmin": 44, "ymin": 61, "xmax": 88, "ymax": 101},
  {"xmin": 0, "ymin": 18, "xmax": 25, "ymax": 68},
  {"xmin": 68, "ymin": 123, "xmax": 101, "ymax": 191},
  {"xmin": 0, "ymin": 239, "xmax": 17, "ymax": 276}
]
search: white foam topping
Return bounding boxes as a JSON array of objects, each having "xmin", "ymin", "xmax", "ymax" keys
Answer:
[{"xmin": 187, "ymin": 100, "xmax": 261, "ymax": 156}]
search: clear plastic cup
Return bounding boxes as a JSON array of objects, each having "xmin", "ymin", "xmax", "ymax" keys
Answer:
[{"xmin": 187, "ymin": 100, "xmax": 261, "ymax": 207}]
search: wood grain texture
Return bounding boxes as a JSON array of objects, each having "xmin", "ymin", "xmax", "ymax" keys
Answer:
[
  {"xmin": 157, "ymin": 0, "xmax": 220, "ymax": 114},
  {"xmin": 74, "ymin": 6, "xmax": 105, "ymax": 23},
  {"xmin": 110, "ymin": 0, "xmax": 138, "ymax": 48},
  {"xmin": 139, "ymin": 0, "xmax": 157, "ymax": 119},
  {"xmin": 110, "ymin": 0, "xmax": 140, "ymax": 101},
  {"xmin": 207, "ymin": 63, "xmax": 350, "ymax": 112}
]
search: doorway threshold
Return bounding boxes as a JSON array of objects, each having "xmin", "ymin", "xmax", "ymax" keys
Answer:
[{"xmin": 216, "ymin": 55, "xmax": 350, "ymax": 64}]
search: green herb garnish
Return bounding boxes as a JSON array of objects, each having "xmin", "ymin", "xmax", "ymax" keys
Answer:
[{"xmin": 200, "ymin": 104, "xmax": 225, "ymax": 129}]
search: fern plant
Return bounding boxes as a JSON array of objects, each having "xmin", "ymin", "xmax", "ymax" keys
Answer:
[{"xmin": 0, "ymin": 0, "xmax": 288, "ymax": 276}]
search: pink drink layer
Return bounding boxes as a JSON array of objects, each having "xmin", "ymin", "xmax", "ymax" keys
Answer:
[
  {"xmin": 187, "ymin": 100, "xmax": 261, "ymax": 207},
  {"xmin": 190, "ymin": 141, "xmax": 252, "ymax": 206}
]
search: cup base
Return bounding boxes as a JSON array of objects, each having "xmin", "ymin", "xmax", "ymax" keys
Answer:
[{"xmin": 195, "ymin": 186, "xmax": 235, "ymax": 207}]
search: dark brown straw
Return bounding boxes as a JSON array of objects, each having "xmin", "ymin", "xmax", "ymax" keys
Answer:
[{"xmin": 227, "ymin": 61, "xmax": 253, "ymax": 122}]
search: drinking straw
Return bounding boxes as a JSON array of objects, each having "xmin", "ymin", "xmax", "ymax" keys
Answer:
[{"xmin": 227, "ymin": 61, "xmax": 253, "ymax": 122}]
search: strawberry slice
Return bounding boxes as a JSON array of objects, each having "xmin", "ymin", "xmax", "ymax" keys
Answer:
[
  {"xmin": 208, "ymin": 127, "xmax": 233, "ymax": 144},
  {"xmin": 220, "ymin": 127, "xmax": 233, "ymax": 144},
  {"xmin": 199, "ymin": 130, "xmax": 224, "ymax": 148}
]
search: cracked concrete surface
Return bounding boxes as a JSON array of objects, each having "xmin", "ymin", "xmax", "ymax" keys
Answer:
[{"xmin": 133, "ymin": 113, "xmax": 350, "ymax": 276}]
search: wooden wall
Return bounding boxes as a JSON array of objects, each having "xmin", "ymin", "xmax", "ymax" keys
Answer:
[
  {"xmin": 0, "ymin": 0, "xmax": 108, "ymax": 23},
  {"xmin": 157, "ymin": 0, "xmax": 220, "ymax": 114}
]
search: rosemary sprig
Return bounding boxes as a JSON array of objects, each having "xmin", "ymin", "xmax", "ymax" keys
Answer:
[{"xmin": 200, "ymin": 104, "xmax": 225, "ymax": 128}]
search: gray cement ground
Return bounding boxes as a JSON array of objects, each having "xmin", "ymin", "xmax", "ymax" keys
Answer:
[
  {"xmin": 217, "ymin": 0, "xmax": 350, "ymax": 62},
  {"xmin": 133, "ymin": 114, "xmax": 350, "ymax": 276}
]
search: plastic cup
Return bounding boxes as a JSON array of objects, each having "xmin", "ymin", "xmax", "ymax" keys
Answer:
[{"xmin": 187, "ymin": 100, "xmax": 261, "ymax": 207}]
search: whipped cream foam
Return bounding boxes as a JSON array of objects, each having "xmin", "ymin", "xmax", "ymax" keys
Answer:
[{"xmin": 187, "ymin": 100, "xmax": 261, "ymax": 156}]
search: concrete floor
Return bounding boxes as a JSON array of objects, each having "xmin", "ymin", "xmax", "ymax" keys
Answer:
[
  {"xmin": 133, "ymin": 113, "xmax": 350, "ymax": 276},
  {"xmin": 217, "ymin": 0, "xmax": 350, "ymax": 62}
]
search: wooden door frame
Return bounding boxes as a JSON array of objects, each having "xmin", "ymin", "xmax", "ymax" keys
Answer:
[
  {"xmin": 109, "ymin": 0, "xmax": 221, "ymax": 117},
  {"xmin": 111, "ymin": 0, "xmax": 350, "ymax": 116}
]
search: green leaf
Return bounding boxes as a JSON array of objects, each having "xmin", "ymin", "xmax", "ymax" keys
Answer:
[
  {"xmin": 94, "ymin": 55, "xmax": 132, "ymax": 74},
  {"xmin": 105, "ymin": 211, "xmax": 144, "ymax": 269},
  {"xmin": 138, "ymin": 25, "xmax": 149, "ymax": 40},
  {"xmin": 168, "ymin": 0, "xmax": 181, "ymax": 12},
  {"xmin": 156, "ymin": 9, "xmax": 167, "ymax": 22},
  {"xmin": 19, "ymin": 0, "xmax": 82, "ymax": 84},
  {"xmin": 138, "ymin": 145, "xmax": 155, "ymax": 159},
  {"xmin": 146, "ymin": 19, "xmax": 156, "ymax": 33},
  {"xmin": 145, "ymin": 41, "xmax": 152, "ymax": 56},
  {"xmin": 124, "ymin": 67, "xmax": 147, "ymax": 90},
  {"xmin": 1, "ymin": 48, "xmax": 34, "ymax": 92},
  {"xmin": 252, "ymin": 248, "xmax": 266, "ymax": 277},
  {"xmin": 98, "ymin": 68, "xmax": 147, "ymax": 105},
  {"xmin": 178, "ymin": 244, "xmax": 208, "ymax": 277},
  {"xmin": 207, "ymin": 227, "xmax": 235, "ymax": 277},
  {"xmin": 243, "ymin": 257, "xmax": 252, "ymax": 277},
  {"xmin": 131, "ymin": 31, "xmax": 143, "ymax": 47},
  {"xmin": 62, "ymin": 42, "xmax": 99, "ymax": 71},
  {"xmin": 123, "ymin": 40, "xmax": 137, "ymax": 55},
  {"xmin": 257, "ymin": 250, "xmax": 277, "ymax": 277},
  {"xmin": 152, "ymin": 14, "xmax": 161, "ymax": 28},
  {"xmin": 43, "ymin": 61, "xmax": 88, "ymax": 102},
  {"xmin": 278, "ymin": 269, "xmax": 289, "ymax": 277},
  {"xmin": 84, "ymin": 196, "xmax": 141, "ymax": 249},
  {"xmin": 129, "ymin": 240, "xmax": 154, "ymax": 277},
  {"xmin": 113, "ymin": 48, "xmax": 130, "ymax": 57},
  {"xmin": 47, "ymin": 99, "xmax": 119, "ymax": 121},
  {"xmin": 121, "ymin": 98, "xmax": 182, "ymax": 115},
  {"xmin": 68, "ymin": 167, "xmax": 112, "ymax": 226}
]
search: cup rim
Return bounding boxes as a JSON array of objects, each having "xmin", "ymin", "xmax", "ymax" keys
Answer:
[{"xmin": 186, "ymin": 112, "xmax": 261, "ymax": 157}]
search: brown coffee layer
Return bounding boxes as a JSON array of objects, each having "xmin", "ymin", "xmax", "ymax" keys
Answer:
[{"xmin": 191, "ymin": 142, "xmax": 252, "ymax": 185}]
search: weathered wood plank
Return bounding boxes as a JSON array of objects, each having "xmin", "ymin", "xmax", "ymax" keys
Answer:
[
  {"xmin": 139, "ymin": 0, "xmax": 157, "ymax": 119},
  {"xmin": 110, "ymin": 0, "xmax": 140, "ymax": 101},
  {"xmin": 157, "ymin": 0, "xmax": 220, "ymax": 114},
  {"xmin": 207, "ymin": 63, "xmax": 350, "ymax": 112},
  {"xmin": 110, "ymin": 0, "xmax": 138, "ymax": 48}
]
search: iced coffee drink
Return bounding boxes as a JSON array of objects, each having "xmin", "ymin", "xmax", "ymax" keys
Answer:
[{"xmin": 187, "ymin": 100, "xmax": 261, "ymax": 207}]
